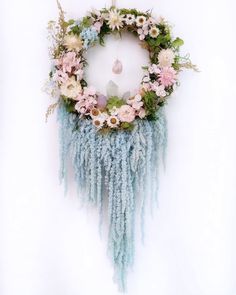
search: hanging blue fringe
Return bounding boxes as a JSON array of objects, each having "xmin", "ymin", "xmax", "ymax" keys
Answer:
[{"xmin": 58, "ymin": 104, "xmax": 167, "ymax": 292}]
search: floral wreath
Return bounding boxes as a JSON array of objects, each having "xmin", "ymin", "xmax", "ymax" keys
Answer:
[{"xmin": 46, "ymin": 4, "xmax": 196, "ymax": 131}]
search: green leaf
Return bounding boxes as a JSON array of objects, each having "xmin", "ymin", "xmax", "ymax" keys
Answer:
[
  {"xmin": 106, "ymin": 96, "xmax": 125, "ymax": 111},
  {"xmin": 142, "ymin": 91, "xmax": 158, "ymax": 120},
  {"xmin": 172, "ymin": 37, "xmax": 184, "ymax": 48},
  {"xmin": 81, "ymin": 17, "xmax": 92, "ymax": 28},
  {"xmin": 120, "ymin": 122, "xmax": 134, "ymax": 131}
]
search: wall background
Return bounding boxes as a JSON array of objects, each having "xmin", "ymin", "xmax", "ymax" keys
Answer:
[{"xmin": 0, "ymin": 0, "xmax": 236, "ymax": 294}]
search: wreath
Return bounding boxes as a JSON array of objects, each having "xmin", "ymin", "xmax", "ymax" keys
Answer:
[
  {"xmin": 46, "ymin": 4, "xmax": 196, "ymax": 130},
  {"xmin": 46, "ymin": 2, "xmax": 196, "ymax": 292}
]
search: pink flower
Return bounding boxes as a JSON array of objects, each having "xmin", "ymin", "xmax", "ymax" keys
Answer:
[
  {"xmin": 118, "ymin": 105, "xmax": 135, "ymax": 123},
  {"xmin": 158, "ymin": 67, "xmax": 177, "ymax": 87},
  {"xmin": 93, "ymin": 21, "xmax": 103, "ymax": 33},
  {"xmin": 55, "ymin": 52, "xmax": 81, "ymax": 73},
  {"xmin": 83, "ymin": 86, "xmax": 96, "ymax": 96},
  {"xmin": 53, "ymin": 70, "xmax": 68, "ymax": 83},
  {"xmin": 137, "ymin": 24, "xmax": 149, "ymax": 40},
  {"xmin": 138, "ymin": 108, "xmax": 146, "ymax": 119}
]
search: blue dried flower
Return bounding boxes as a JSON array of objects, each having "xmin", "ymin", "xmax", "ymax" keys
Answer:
[{"xmin": 80, "ymin": 27, "xmax": 98, "ymax": 49}]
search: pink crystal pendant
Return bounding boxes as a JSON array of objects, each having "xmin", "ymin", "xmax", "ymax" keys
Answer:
[{"xmin": 112, "ymin": 59, "xmax": 123, "ymax": 74}]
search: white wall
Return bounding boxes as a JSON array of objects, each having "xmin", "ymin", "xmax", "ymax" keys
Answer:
[{"xmin": 0, "ymin": 0, "xmax": 236, "ymax": 294}]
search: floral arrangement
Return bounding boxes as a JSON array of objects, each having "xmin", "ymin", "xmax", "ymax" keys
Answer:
[
  {"xmin": 46, "ymin": 2, "xmax": 196, "ymax": 292},
  {"xmin": 46, "ymin": 4, "xmax": 196, "ymax": 130}
]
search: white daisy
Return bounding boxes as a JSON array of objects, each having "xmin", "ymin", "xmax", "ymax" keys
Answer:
[
  {"xmin": 149, "ymin": 26, "xmax": 160, "ymax": 38},
  {"xmin": 136, "ymin": 16, "xmax": 147, "ymax": 27},
  {"xmin": 125, "ymin": 14, "xmax": 135, "ymax": 25},
  {"xmin": 92, "ymin": 114, "xmax": 106, "ymax": 129},
  {"xmin": 90, "ymin": 108, "xmax": 101, "ymax": 118},
  {"xmin": 107, "ymin": 115, "xmax": 120, "ymax": 128}
]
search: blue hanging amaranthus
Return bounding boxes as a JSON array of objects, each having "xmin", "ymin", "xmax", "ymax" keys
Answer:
[{"xmin": 58, "ymin": 104, "xmax": 167, "ymax": 291}]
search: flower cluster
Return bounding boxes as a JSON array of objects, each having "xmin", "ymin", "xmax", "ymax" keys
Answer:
[{"xmin": 47, "ymin": 7, "xmax": 195, "ymax": 130}]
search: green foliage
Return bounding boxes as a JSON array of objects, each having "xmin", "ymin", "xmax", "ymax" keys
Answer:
[
  {"xmin": 62, "ymin": 96, "xmax": 76, "ymax": 113},
  {"xmin": 172, "ymin": 37, "xmax": 184, "ymax": 48},
  {"xmin": 99, "ymin": 23, "xmax": 112, "ymax": 46},
  {"xmin": 119, "ymin": 8, "xmax": 149, "ymax": 17},
  {"xmin": 120, "ymin": 122, "xmax": 134, "ymax": 131},
  {"xmin": 142, "ymin": 91, "xmax": 158, "ymax": 120},
  {"xmin": 70, "ymin": 25, "xmax": 81, "ymax": 35},
  {"xmin": 81, "ymin": 16, "xmax": 93, "ymax": 28},
  {"xmin": 106, "ymin": 96, "xmax": 125, "ymax": 110}
]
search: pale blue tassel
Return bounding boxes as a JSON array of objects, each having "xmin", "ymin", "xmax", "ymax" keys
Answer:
[{"xmin": 57, "ymin": 104, "xmax": 167, "ymax": 292}]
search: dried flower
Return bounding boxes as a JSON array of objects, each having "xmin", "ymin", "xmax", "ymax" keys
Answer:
[
  {"xmin": 118, "ymin": 105, "xmax": 135, "ymax": 123},
  {"xmin": 63, "ymin": 34, "xmax": 83, "ymax": 52},
  {"xmin": 60, "ymin": 76, "xmax": 82, "ymax": 98},
  {"xmin": 158, "ymin": 49, "xmax": 175, "ymax": 67},
  {"xmin": 107, "ymin": 9, "xmax": 124, "ymax": 31}
]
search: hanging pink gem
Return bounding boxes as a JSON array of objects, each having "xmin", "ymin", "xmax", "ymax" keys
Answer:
[{"xmin": 112, "ymin": 59, "xmax": 123, "ymax": 74}]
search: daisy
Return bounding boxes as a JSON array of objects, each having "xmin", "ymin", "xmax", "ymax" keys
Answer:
[
  {"xmin": 107, "ymin": 116, "xmax": 120, "ymax": 128},
  {"xmin": 136, "ymin": 15, "xmax": 147, "ymax": 27},
  {"xmin": 92, "ymin": 114, "xmax": 107, "ymax": 129},
  {"xmin": 125, "ymin": 14, "xmax": 135, "ymax": 25},
  {"xmin": 90, "ymin": 108, "xmax": 101, "ymax": 118},
  {"xmin": 149, "ymin": 26, "xmax": 160, "ymax": 38},
  {"xmin": 107, "ymin": 9, "xmax": 124, "ymax": 31}
]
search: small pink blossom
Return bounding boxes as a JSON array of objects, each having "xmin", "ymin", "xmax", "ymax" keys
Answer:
[
  {"xmin": 118, "ymin": 105, "xmax": 136, "ymax": 123},
  {"xmin": 137, "ymin": 24, "xmax": 149, "ymax": 40},
  {"xmin": 53, "ymin": 70, "xmax": 68, "ymax": 83},
  {"xmin": 158, "ymin": 67, "xmax": 177, "ymax": 87},
  {"xmin": 93, "ymin": 21, "xmax": 103, "ymax": 33},
  {"xmin": 84, "ymin": 86, "xmax": 96, "ymax": 96},
  {"xmin": 138, "ymin": 108, "xmax": 146, "ymax": 119},
  {"xmin": 148, "ymin": 64, "xmax": 160, "ymax": 74}
]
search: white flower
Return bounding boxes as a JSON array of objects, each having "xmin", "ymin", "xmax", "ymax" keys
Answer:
[
  {"xmin": 137, "ymin": 24, "xmax": 149, "ymax": 40},
  {"xmin": 90, "ymin": 108, "xmax": 101, "ymax": 118},
  {"xmin": 132, "ymin": 101, "xmax": 143, "ymax": 110},
  {"xmin": 92, "ymin": 114, "xmax": 106, "ymax": 129},
  {"xmin": 149, "ymin": 26, "xmax": 160, "ymax": 38},
  {"xmin": 125, "ymin": 14, "xmax": 135, "ymax": 25},
  {"xmin": 60, "ymin": 76, "xmax": 82, "ymax": 99},
  {"xmin": 143, "ymin": 75, "xmax": 150, "ymax": 83},
  {"xmin": 107, "ymin": 9, "xmax": 124, "ymax": 30},
  {"xmin": 136, "ymin": 16, "xmax": 147, "ymax": 27},
  {"xmin": 151, "ymin": 83, "xmax": 167, "ymax": 97},
  {"xmin": 158, "ymin": 49, "xmax": 175, "ymax": 67},
  {"xmin": 110, "ymin": 106, "xmax": 119, "ymax": 116},
  {"xmin": 148, "ymin": 64, "xmax": 160, "ymax": 74},
  {"xmin": 63, "ymin": 34, "xmax": 83, "ymax": 52},
  {"xmin": 107, "ymin": 115, "xmax": 120, "ymax": 128}
]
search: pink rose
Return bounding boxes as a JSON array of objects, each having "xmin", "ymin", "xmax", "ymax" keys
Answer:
[{"xmin": 118, "ymin": 105, "xmax": 135, "ymax": 123}]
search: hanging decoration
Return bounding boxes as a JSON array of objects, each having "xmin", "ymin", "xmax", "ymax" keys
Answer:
[{"xmin": 46, "ymin": 1, "xmax": 197, "ymax": 291}]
